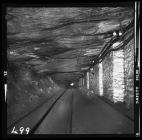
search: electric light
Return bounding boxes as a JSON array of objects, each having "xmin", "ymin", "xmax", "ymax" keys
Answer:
[
  {"xmin": 70, "ymin": 83, "xmax": 74, "ymax": 86},
  {"xmin": 113, "ymin": 31, "xmax": 117, "ymax": 36},
  {"xmin": 119, "ymin": 31, "xmax": 122, "ymax": 36}
]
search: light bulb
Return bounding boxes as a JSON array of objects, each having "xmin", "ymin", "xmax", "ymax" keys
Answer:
[
  {"xmin": 70, "ymin": 83, "xmax": 74, "ymax": 86},
  {"xmin": 119, "ymin": 31, "xmax": 122, "ymax": 36},
  {"xmin": 113, "ymin": 32, "xmax": 117, "ymax": 36}
]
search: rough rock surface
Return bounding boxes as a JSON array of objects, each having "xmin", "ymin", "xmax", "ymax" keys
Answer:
[{"xmin": 7, "ymin": 7, "xmax": 133, "ymax": 85}]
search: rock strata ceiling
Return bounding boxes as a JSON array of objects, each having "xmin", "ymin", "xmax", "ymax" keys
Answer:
[{"xmin": 7, "ymin": 7, "xmax": 134, "ymax": 85}]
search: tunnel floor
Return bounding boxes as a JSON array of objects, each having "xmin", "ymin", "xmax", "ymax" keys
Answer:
[{"xmin": 33, "ymin": 89, "xmax": 134, "ymax": 134}]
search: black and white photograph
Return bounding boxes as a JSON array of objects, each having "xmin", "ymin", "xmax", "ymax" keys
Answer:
[{"xmin": 2, "ymin": 1, "xmax": 140, "ymax": 137}]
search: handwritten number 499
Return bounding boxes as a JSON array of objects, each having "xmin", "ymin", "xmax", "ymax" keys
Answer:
[{"xmin": 11, "ymin": 126, "xmax": 30, "ymax": 134}]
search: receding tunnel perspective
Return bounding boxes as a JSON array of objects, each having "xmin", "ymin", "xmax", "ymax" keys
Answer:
[{"xmin": 6, "ymin": 5, "xmax": 135, "ymax": 135}]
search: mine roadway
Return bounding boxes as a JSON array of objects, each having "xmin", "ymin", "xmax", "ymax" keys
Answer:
[
  {"xmin": 5, "ymin": 5, "xmax": 136, "ymax": 135},
  {"xmin": 7, "ymin": 88, "xmax": 134, "ymax": 134}
]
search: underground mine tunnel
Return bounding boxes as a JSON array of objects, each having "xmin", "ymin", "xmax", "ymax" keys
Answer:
[{"xmin": 6, "ymin": 5, "xmax": 135, "ymax": 134}]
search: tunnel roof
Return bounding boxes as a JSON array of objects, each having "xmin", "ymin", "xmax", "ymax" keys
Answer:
[{"xmin": 6, "ymin": 5, "xmax": 134, "ymax": 84}]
